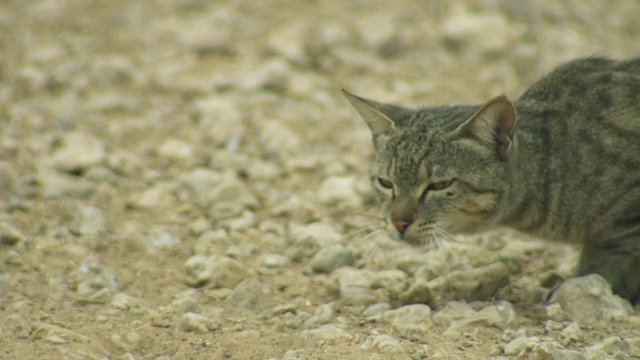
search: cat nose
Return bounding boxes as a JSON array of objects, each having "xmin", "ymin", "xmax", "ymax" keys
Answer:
[{"xmin": 392, "ymin": 219, "xmax": 413, "ymax": 234}]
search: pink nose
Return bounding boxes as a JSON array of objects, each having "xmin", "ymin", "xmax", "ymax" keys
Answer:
[{"xmin": 392, "ymin": 220, "xmax": 411, "ymax": 233}]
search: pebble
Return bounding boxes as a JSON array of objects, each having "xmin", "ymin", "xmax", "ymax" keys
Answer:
[
  {"xmin": 290, "ymin": 222, "xmax": 342, "ymax": 248},
  {"xmin": 299, "ymin": 324, "xmax": 352, "ymax": 343},
  {"xmin": 260, "ymin": 253, "xmax": 292, "ymax": 268},
  {"xmin": 258, "ymin": 120, "xmax": 301, "ymax": 157},
  {"xmin": 74, "ymin": 257, "xmax": 118, "ymax": 299},
  {"xmin": 310, "ymin": 245, "xmax": 355, "ymax": 274},
  {"xmin": 504, "ymin": 336, "xmax": 541, "ymax": 356},
  {"xmin": 550, "ymin": 274, "xmax": 634, "ymax": 323},
  {"xmin": 69, "ymin": 202, "xmax": 107, "ymax": 236},
  {"xmin": 360, "ymin": 334, "xmax": 403, "ymax": 353},
  {"xmin": 445, "ymin": 302, "xmax": 518, "ymax": 333},
  {"xmin": 111, "ymin": 293, "xmax": 147, "ymax": 313},
  {"xmin": 317, "ymin": 175, "xmax": 363, "ymax": 209},
  {"xmin": 304, "ymin": 303, "xmax": 335, "ymax": 327},
  {"xmin": 226, "ymin": 278, "xmax": 272, "ymax": 311},
  {"xmin": 440, "ymin": 8, "xmax": 512, "ymax": 55},
  {"xmin": 194, "ymin": 96, "xmax": 244, "ymax": 146},
  {"xmin": 0, "ymin": 161, "xmax": 22, "ymax": 206},
  {"xmin": 180, "ymin": 312, "xmax": 219, "ymax": 333},
  {"xmin": 583, "ymin": 336, "xmax": 627, "ymax": 360},
  {"xmin": 362, "ymin": 302, "xmax": 391, "ymax": 318},
  {"xmin": 398, "ymin": 279, "xmax": 436, "ymax": 307},
  {"xmin": 183, "ymin": 254, "xmax": 250, "ymax": 288},
  {"xmin": 432, "ymin": 301, "xmax": 477, "ymax": 326},
  {"xmin": 333, "ymin": 267, "xmax": 379, "ymax": 289},
  {"xmin": 282, "ymin": 349, "xmax": 310, "ymax": 360},
  {"xmin": 0, "ymin": 222, "xmax": 25, "ymax": 246},
  {"xmin": 157, "ymin": 138, "xmax": 194, "ymax": 161},
  {"xmin": 526, "ymin": 342, "xmax": 586, "ymax": 360},
  {"xmin": 382, "ymin": 304, "xmax": 433, "ymax": 341},
  {"xmin": 429, "ymin": 262, "xmax": 510, "ymax": 304},
  {"xmin": 338, "ymin": 287, "xmax": 380, "ymax": 307},
  {"xmin": 50, "ymin": 131, "xmax": 106, "ymax": 173}
]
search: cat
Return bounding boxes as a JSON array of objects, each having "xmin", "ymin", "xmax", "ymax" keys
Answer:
[{"xmin": 343, "ymin": 57, "xmax": 640, "ymax": 302}]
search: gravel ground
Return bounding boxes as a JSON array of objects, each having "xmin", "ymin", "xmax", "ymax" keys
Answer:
[{"xmin": 1, "ymin": 1, "xmax": 639, "ymax": 359}]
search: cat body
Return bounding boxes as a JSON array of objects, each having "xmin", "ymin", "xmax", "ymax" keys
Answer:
[{"xmin": 344, "ymin": 57, "xmax": 640, "ymax": 301}]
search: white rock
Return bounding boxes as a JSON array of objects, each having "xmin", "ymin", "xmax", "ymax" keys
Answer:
[
  {"xmin": 317, "ymin": 175, "xmax": 362, "ymax": 209},
  {"xmin": 69, "ymin": 202, "xmax": 107, "ymax": 236},
  {"xmin": 180, "ymin": 312, "xmax": 219, "ymax": 333},
  {"xmin": 227, "ymin": 278, "xmax": 272, "ymax": 311},
  {"xmin": 429, "ymin": 262, "xmax": 510, "ymax": 303},
  {"xmin": 432, "ymin": 301, "xmax": 477, "ymax": 326},
  {"xmin": 550, "ymin": 274, "xmax": 634, "ymax": 323},
  {"xmin": 360, "ymin": 334, "xmax": 403, "ymax": 353},
  {"xmin": 584, "ymin": 336, "xmax": 627, "ymax": 360},
  {"xmin": 299, "ymin": 324, "xmax": 352, "ymax": 343},
  {"xmin": 332, "ymin": 267, "xmax": 379, "ymax": 289},
  {"xmin": 382, "ymin": 304, "xmax": 433, "ymax": 341},
  {"xmin": 504, "ymin": 336, "xmax": 541, "ymax": 356},
  {"xmin": 440, "ymin": 8, "xmax": 512, "ymax": 55},
  {"xmin": 290, "ymin": 222, "xmax": 342, "ymax": 248},
  {"xmin": 183, "ymin": 255, "xmax": 250, "ymax": 288},
  {"xmin": 260, "ymin": 253, "xmax": 292, "ymax": 268},
  {"xmin": 194, "ymin": 96, "xmax": 244, "ymax": 146},
  {"xmin": 111, "ymin": 293, "xmax": 147, "ymax": 313},
  {"xmin": 157, "ymin": 138, "xmax": 193, "ymax": 161},
  {"xmin": 74, "ymin": 257, "xmax": 118, "ymax": 298},
  {"xmin": 51, "ymin": 131, "xmax": 106, "ymax": 173},
  {"xmin": 258, "ymin": 120, "xmax": 301, "ymax": 156},
  {"xmin": 310, "ymin": 245, "xmax": 355, "ymax": 274}
]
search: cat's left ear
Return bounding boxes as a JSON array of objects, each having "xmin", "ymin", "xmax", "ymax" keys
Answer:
[
  {"xmin": 453, "ymin": 95, "xmax": 517, "ymax": 161},
  {"xmin": 342, "ymin": 89, "xmax": 404, "ymax": 136}
]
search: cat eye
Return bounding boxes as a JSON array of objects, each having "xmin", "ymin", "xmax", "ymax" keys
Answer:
[
  {"xmin": 377, "ymin": 177, "xmax": 394, "ymax": 189},
  {"xmin": 427, "ymin": 179, "xmax": 455, "ymax": 191}
]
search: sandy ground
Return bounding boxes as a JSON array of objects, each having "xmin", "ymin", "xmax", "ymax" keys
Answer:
[{"xmin": 0, "ymin": 0, "xmax": 639, "ymax": 359}]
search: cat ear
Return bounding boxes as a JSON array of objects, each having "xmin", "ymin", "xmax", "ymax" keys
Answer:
[
  {"xmin": 342, "ymin": 89, "xmax": 402, "ymax": 135},
  {"xmin": 453, "ymin": 95, "xmax": 517, "ymax": 161}
]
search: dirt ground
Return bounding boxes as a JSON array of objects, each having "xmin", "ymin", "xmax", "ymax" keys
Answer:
[{"xmin": 0, "ymin": 0, "xmax": 639, "ymax": 359}]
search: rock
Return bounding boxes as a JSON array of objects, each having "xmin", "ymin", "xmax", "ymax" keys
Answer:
[
  {"xmin": 446, "ymin": 301, "xmax": 518, "ymax": 333},
  {"xmin": 317, "ymin": 175, "xmax": 362, "ymax": 209},
  {"xmin": 559, "ymin": 322, "xmax": 584, "ymax": 346},
  {"xmin": 50, "ymin": 131, "xmax": 106, "ymax": 173},
  {"xmin": 429, "ymin": 262, "xmax": 510, "ymax": 303},
  {"xmin": 310, "ymin": 245, "xmax": 355, "ymax": 274},
  {"xmin": 183, "ymin": 255, "xmax": 250, "ymax": 288},
  {"xmin": 432, "ymin": 301, "xmax": 477, "ymax": 326},
  {"xmin": 584, "ymin": 336, "xmax": 628, "ymax": 360},
  {"xmin": 338, "ymin": 287, "xmax": 380, "ymax": 307},
  {"xmin": 362, "ymin": 302, "xmax": 391, "ymax": 318},
  {"xmin": 69, "ymin": 202, "xmax": 107, "ymax": 236},
  {"xmin": 111, "ymin": 293, "xmax": 147, "ymax": 313},
  {"xmin": 360, "ymin": 334, "xmax": 403, "ymax": 353},
  {"xmin": 194, "ymin": 96, "xmax": 244, "ymax": 146},
  {"xmin": 0, "ymin": 161, "xmax": 22, "ymax": 205},
  {"xmin": 258, "ymin": 120, "xmax": 301, "ymax": 157},
  {"xmin": 180, "ymin": 312, "xmax": 219, "ymax": 333},
  {"xmin": 259, "ymin": 253, "xmax": 292, "ymax": 268},
  {"xmin": 440, "ymin": 8, "xmax": 512, "ymax": 55},
  {"xmin": 382, "ymin": 304, "xmax": 433, "ymax": 341},
  {"xmin": 157, "ymin": 138, "xmax": 193, "ymax": 161},
  {"xmin": 550, "ymin": 274, "xmax": 634, "ymax": 323},
  {"xmin": 526, "ymin": 342, "xmax": 586, "ymax": 360},
  {"xmin": 290, "ymin": 222, "xmax": 342, "ymax": 248},
  {"xmin": 150, "ymin": 231, "xmax": 182, "ymax": 249},
  {"xmin": 282, "ymin": 349, "xmax": 310, "ymax": 360},
  {"xmin": 0, "ymin": 222, "xmax": 24, "ymax": 246},
  {"xmin": 74, "ymin": 257, "xmax": 118, "ymax": 300},
  {"xmin": 242, "ymin": 58, "xmax": 291, "ymax": 92},
  {"xmin": 332, "ymin": 267, "xmax": 379, "ymax": 289},
  {"xmin": 109, "ymin": 331, "xmax": 142, "ymax": 352},
  {"xmin": 33, "ymin": 323, "xmax": 90, "ymax": 343},
  {"xmin": 128, "ymin": 182, "xmax": 176, "ymax": 209},
  {"xmin": 226, "ymin": 278, "xmax": 272, "ymax": 311},
  {"xmin": 398, "ymin": 279, "xmax": 436, "ymax": 307},
  {"xmin": 299, "ymin": 324, "xmax": 352, "ymax": 343},
  {"xmin": 504, "ymin": 336, "xmax": 541, "ymax": 356},
  {"xmin": 304, "ymin": 303, "xmax": 335, "ymax": 327},
  {"xmin": 376, "ymin": 270, "xmax": 409, "ymax": 298}
]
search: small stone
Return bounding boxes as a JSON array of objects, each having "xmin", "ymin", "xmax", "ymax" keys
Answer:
[
  {"xmin": 299, "ymin": 324, "xmax": 352, "ymax": 343},
  {"xmin": 183, "ymin": 255, "xmax": 250, "ymax": 288},
  {"xmin": 0, "ymin": 162, "xmax": 23, "ymax": 205},
  {"xmin": 74, "ymin": 257, "xmax": 118, "ymax": 299},
  {"xmin": 290, "ymin": 222, "xmax": 342, "ymax": 248},
  {"xmin": 0, "ymin": 222, "xmax": 24, "ymax": 246},
  {"xmin": 584, "ymin": 336, "xmax": 627, "ymax": 360},
  {"xmin": 51, "ymin": 131, "xmax": 106, "ymax": 173},
  {"xmin": 259, "ymin": 120, "xmax": 301, "ymax": 156},
  {"xmin": 527, "ymin": 342, "xmax": 586, "ymax": 360},
  {"xmin": 362, "ymin": 303, "xmax": 392, "ymax": 318},
  {"xmin": 282, "ymin": 349, "xmax": 310, "ymax": 360},
  {"xmin": 150, "ymin": 231, "xmax": 182, "ymax": 249},
  {"xmin": 111, "ymin": 293, "xmax": 147, "ymax": 313},
  {"xmin": 446, "ymin": 302, "xmax": 518, "ymax": 332},
  {"xmin": 338, "ymin": 287, "xmax": 380, "ymax": 307},
  {"xmin": 559, "ymin": 322, "xmax": 584, "ymax": 346},
  {"xmin": 550, "ymin": 274, "xmax": 634, "ymax": 323},
  {"xmin": 69, "ymin": 202, "xmax": 107, "ymax": 236},
  {"xmin": 398, "ymin": 279, "xmax": 436, "ymax": 307},
  {"xmin": 432, "ymin": 301, "xmax": 477, "ymax": 326},
  {"xmin": 310, "ymin": 245, "xmax": 355, "ymax": 274},
  {"xmin": 157, "ymin": 138, "xmax": 193, "ymax": 161},
  {"xmin": 333, "ymin": 267, "xmax": 379, "ymax": 289},
  {"xmin": 382, "ymin": 304, "xmax": 433, "ymax": 341},
  {"xmin": 545, "ymin": 303, "xmax": 568, "ymax": 322},
  {"xmin": 440, "ymin": 8, "xmax": 512, "ymax": 55},
  {"xmin": 360, "ymin": 334, "xmax": 403, "ymax": 353},
  {"xmin": 504, "ymin": 336, "xmax": 541, "ymax": 356},
  {"xmin": 317, "ymin": 176, "xmax": 362, "ymax": 209},
  {"xmin": 304, "ymin": 303, "xmax": 335, "ymax": 327},
  {"xmin": 180, "ymin": 312, "xmax": 219, "ymax": 333},
  {"xmin": 226, "ymin": 278, "xmax": 272, "ymax": 311},
  {"xmin": 260, "ymin": 253, "xmax": 292, "ymax": 268},
  {"xmin": 429, "ymin": 262, "xmax": 510, "ymax": 304}
]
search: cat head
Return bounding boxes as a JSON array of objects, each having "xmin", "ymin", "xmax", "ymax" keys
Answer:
[{"xmin": 343, "ymin": 89, "xmax": 516, "ymax": 244}]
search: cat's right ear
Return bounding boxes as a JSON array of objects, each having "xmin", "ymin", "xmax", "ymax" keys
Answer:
[{"xmin": 342, "ymin": 89, "xmax": 401, "ymax": 136}]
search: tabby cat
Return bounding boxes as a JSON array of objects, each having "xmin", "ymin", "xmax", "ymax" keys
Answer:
[{"xmin": 344, "ymin": 57, "xmax": 640, "ymax": 301}]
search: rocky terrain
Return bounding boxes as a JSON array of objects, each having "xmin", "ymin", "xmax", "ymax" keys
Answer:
[{"xmin": 0, "ymin": 0, "xmax": 639, "ymax": 359}]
